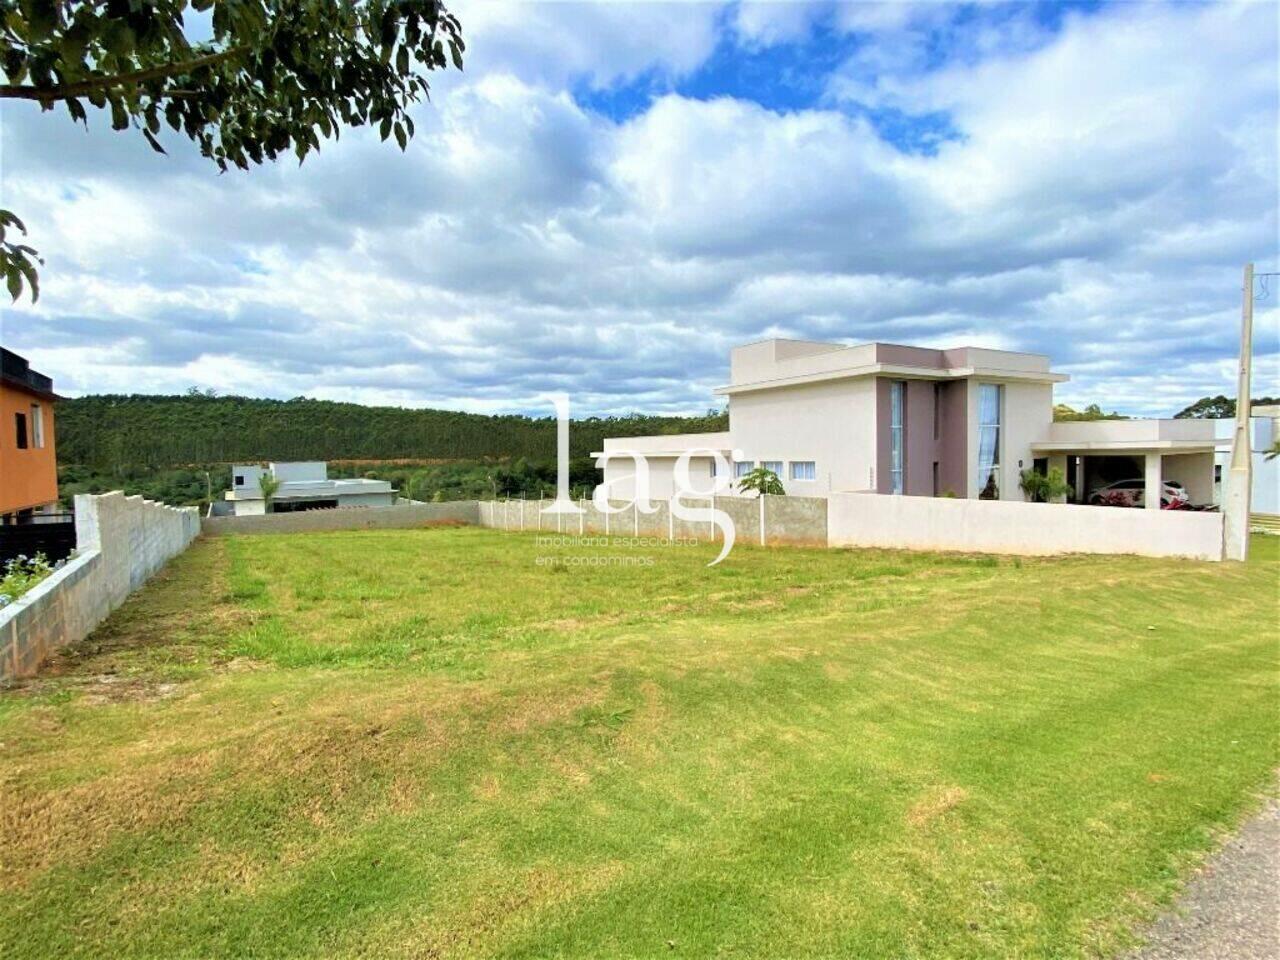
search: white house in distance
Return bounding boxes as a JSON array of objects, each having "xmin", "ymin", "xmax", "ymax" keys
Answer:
[
  {"xmin": 596, "ymin": 338, "xmax": 1221, "ymax": 510},
  {"xmin": 221, "ymin": 462, "xmax": 397, "ymax": 516}
]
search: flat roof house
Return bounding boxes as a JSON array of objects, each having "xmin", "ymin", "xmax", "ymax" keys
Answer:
[
  {"xmin": 596, "ymin": 338, "xmax": 1219, "ymax": 509},
  {"xmin": 0, "ymin": 348, "xmax": 59, "ymax": 521},
  {"xmin": 220, "ymin": 462, "xmax": 397, "ymax": 516}
]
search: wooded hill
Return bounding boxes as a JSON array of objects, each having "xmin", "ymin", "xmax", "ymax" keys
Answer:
[{"xmin": 55, "ymin": 393, "xmax": 729, "ymax": 469}]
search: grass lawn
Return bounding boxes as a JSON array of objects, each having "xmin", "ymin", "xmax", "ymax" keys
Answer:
[{"xmin": 1, "ymin": 528, "xmax": 1276, "ymax": 959}]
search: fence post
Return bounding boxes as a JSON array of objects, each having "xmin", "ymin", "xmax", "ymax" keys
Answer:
[
  {"xmin": 538, "ymin": 492, "xmax": 543, "ymax": 531},
  {"xmin": 710, "ymin": 493, "xmax": 715, "ymax": 542},
  {"xmin": 668, "ymin": 497, "xmax": 674, "ymax": 540},
  {"xmin": 579, "ymin": 497, "xmax": 585, "ymax": 535},
  {"xmin": 520, "ymin": 494, "xmax": 525, "ymax": 532},
  {"xmin": 760, "ymin": 494, "xmax": 766, "ymax": 546},
  {"xmin": 605, "ymin": 500, "xmax": 610, "ymax": 536},
  {"xmin": 632, "ymin": 498, "xmax": 638, "ymax": 537}
]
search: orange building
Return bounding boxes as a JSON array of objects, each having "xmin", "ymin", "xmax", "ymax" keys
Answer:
[{"xmin": 0, "ymin": 348, "xmax": 59, "ymax": 520}]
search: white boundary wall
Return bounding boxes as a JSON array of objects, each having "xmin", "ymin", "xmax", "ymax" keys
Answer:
[
  {"xmin": 0, "ymin": 492, "xmax": 201, "ymax": 679},
  {"xmin": 828, "ymin": 493, "xmax": 1224, "ymax": 561}
]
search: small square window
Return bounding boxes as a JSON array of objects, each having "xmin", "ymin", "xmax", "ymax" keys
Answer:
[
  {"xmin": 234, "ymin": 475, "xmax": 245, "ymax": 487},
  {"xmin": 734, "ymin": 461, "xmax": 755, "ymax": 478},
  {"xmin": 790, "ymin": 461, "xmax": 816, "ymax": 481}
]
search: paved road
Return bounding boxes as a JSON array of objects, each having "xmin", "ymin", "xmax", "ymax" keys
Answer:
[{"xmin": 1127, "ymin": 800, "xmax": 1279, "ymax": 959}]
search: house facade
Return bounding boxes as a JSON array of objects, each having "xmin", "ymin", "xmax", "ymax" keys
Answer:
[
  {"xmin": 219, "ymin": 462, "xmax": 397, "ymax": 516},
  {"xmin": 596, "ymin": 337, "xmax": 1220, "ymax": 509},
  {"xmin": 0, "ymin": 348, "xmax": 59, "ymax": 521}
]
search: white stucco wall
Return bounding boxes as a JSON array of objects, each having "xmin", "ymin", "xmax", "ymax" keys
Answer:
[
  {"xmin": 270, "ymin": 461, "xmax": 327, "ymax": 482},
  {"xmin": 828, "ymin": 492, "xmax": 1224, "ymax": 561},
  {"xmin": 601, "ymin": 456, "xmax": 717, "ymax": 501},
  {"xmin": 729, "ymin": 377, "xmax": 877, "ymax": 496}
]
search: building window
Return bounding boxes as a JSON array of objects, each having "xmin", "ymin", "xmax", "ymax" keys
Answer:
[
  {"xmin": 30, "ymin": 403, "xmax": 44, "ymax": 448},
  {"xmin": 762, "ymin": 460, "xmax": 783, "ymax": 476},
  {"xmin": 734, "ymin": 460, "xmax": 754, "ymax": 478},
  {"xmin": 933, "ymin": 382, "xmax": 942, "ymax": 440},
  {"xmin": 976, "ymin": 383, "xmax": 1002, "ymax": 499},
  {"xmin": 234, "ymin": 475, "xmax": 245, "ymax": 487},
  {"xmin": 709, "ymin": 457, "xmax": 717, "ymax": 477},
  {"xmin": 14, "ymin": 412, "xmax": 27, "ymax": 450},
  {"xmin": 790, "ymin": 461, "xmax": 816, "ymax": 481},
  {"xmin": 890, "ymin": 380, "xmax": 906, "ymax": 495}
]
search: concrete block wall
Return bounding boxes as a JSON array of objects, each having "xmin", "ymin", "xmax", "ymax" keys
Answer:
[
  {"xmin": 1, "ymin": 492, "xmax": 201, "ymax": 680},
  {"xmin": 201, "ymin": 501, "xmax": 480, "ymax": 536},
  {"xmin": 828, "ymin": 492, "xmax": 1224, "ymax": 561},
  {"xmin": 476, "ymin": 496, "xmax": 829, "ymax": 547}
]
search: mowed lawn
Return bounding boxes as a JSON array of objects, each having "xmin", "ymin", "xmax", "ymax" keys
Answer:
[{"xmin": 1, "ymin": 528, "xmax": 1276, "ymax": 959}]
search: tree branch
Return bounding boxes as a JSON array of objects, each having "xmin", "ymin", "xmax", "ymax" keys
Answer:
[{"xmin": 0, "ymin": 46, "xmax": 251, "ymax": 102}]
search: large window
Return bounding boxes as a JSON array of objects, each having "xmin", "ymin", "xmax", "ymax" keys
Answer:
[
  {"xmin": 14, "ymin": 412, "xmax": 27, "ymax": 450},
  {"xmin": 762, "ymin": 460, "xmax": 783, "ymax": 476},
  {"xmin": 30, "ymin": 403, "xmax": 43, "ymax": 448},
  {"xmin": 889, "ymin": 380, "xmax": 906, "ymax": 495},
  {"xmin": 734, "ymin": 460, "xmax": 755, "ymax": 479},
  {"xmin": 976, "ymin": 384, "xmax": 1002, "ymax": 499},
  {"xmin": 789, "ymin": 461, "xmax": 816, "ymax": 481}
]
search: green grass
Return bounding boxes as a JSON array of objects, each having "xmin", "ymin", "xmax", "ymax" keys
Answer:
[{"xmin": 1, "ymin": 529, "xmax": 1276, "ymax": 959}]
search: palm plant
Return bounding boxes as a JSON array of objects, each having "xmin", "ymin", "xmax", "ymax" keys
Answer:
[
  {"xmin": 737, "ymin": 467, "xmax": 785, "ymax": 497},
  {"xmin": 258, "ymin": 472, "xmax": 282, "ymax": 514}
]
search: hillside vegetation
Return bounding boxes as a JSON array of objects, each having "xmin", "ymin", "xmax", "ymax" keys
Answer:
[{"xmin": 56, "ymin": 393, "xmax": 728, "ymax": 469}]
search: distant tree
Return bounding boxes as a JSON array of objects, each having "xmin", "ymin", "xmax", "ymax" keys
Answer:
[
  {"xmin": 0, "ymin": 0, "xmax": 464, "ymax": 301},
  {"xmin": 1173, "ymin": 396, "xmax": 1280, "ymax": 419},
  {"xmin": 737, "ymin": 467, "xmax": 785, "ymax": 497},
  {"xmin": 1054, "ymin": 403, "xmax": 1127, "ymax": 422}
]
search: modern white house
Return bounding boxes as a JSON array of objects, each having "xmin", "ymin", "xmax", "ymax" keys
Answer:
[
  {"xmin": 596, "ymin": 338, "xmax": 1221, "ymax": 510},
  {"xmin": 220, "ymin": 462, "xmax": 397, "ymax": 516},
  {"xmin": 1214, "ymin": 404, "xmax": 1279, "ymax": 518}
]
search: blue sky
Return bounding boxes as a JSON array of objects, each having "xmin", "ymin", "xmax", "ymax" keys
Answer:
[{"xmin": 1, "ymin": 0, "xmax": 1276, "ymax": 417}]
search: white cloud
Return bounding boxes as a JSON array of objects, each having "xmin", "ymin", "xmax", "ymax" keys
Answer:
[{"xmin": 0, "ymin": 0, "xmax": 1275, "ymax": 421}]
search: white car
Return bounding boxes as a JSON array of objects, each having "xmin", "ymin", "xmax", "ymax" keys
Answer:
[{"xmin": 1087, "ymin": 478, "xmax": 1190, "ymax": 508}]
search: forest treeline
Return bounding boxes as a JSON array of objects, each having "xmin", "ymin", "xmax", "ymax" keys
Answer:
[{"xmin": 56, "ymin": 393, "xmax": 729, "ymax": 469}]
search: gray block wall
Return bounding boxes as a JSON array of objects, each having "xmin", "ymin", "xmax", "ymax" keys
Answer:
[
  {"xmin": 1, "ymin": 492, "xmax": 201, "ymax": 680},
  {"xmin": 475, "ymin": 495, "xmax": 829, "ymax": 547},
  {"xmin": 201, "ymin": 500, "xmax": 480, "ymax": 536}
]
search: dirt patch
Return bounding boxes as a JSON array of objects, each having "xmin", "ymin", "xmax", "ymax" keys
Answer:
[{"xmin": 907, "ymin": 786, "xmax": 970, "ymax": 826}]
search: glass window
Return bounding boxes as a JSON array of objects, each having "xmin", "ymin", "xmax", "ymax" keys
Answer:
[
  {"xmin": 976, "ymin": 384, "xmax": 1002, "ymax": 500},
  {"xmin": 890, "ymin": 380, "xmax": 906, "ymax": 495},
  {"xmin": 30, "ymin": 403, "xmax": 43, "ymax": 448},
  {"xmin": 762, "ymin": 460, "xmax": 783, "ymax": 476},
  {"xmin": 789, "ymin": 461, "xmax": 816, "ymax": 481},
  {"xmin": 734, "ymin": 460, "xmax": 754, "ymax": 478},
  {"xmin": 14, "ymin": 412, "xmax": 27, "ymax": 450}
]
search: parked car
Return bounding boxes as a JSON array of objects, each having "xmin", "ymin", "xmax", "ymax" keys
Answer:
[{"xmin": 1087, "ymin": 478, "xmax": 1190, "ymax": 509}]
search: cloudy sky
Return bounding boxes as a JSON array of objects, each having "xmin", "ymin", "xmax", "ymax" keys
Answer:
[{"xmin": 1, "ymin": 0, "xmax": 1277, "ymax": 417}]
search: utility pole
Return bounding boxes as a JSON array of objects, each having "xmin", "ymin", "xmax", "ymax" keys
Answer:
[{"xmin": 1223, "ymin": 263, "xmax": 1254, "ymax": 561}]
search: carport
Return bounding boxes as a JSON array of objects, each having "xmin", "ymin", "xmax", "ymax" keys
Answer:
[{"xmin": 1032, "ymin": 419, "xmax": 1219, "ymax": 509}]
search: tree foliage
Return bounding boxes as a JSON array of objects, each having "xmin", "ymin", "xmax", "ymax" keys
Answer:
[
  {"xmin": 1019, "ymin": 467, "xmax": 1072, "ymax": 503},
  {"xmin": 1053, "ymin": 403, "xmax": 1127, "ymax": 422},
  {"xmin": 1173, "ymin": 395, "xmax": 1280, "ymax": 419},
  {"xmin": 56, "ymin": 393, "xmax": 731, "ymax": 470},
  {"xmin": 736, "ymin": 466, "xmax": 785, "ymax": 498},
  {"xmin": 0, "ymin": 0, "xmax": 464, "ymax": 301}
]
